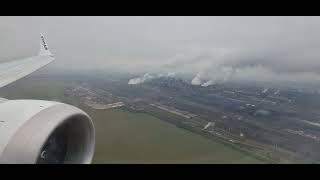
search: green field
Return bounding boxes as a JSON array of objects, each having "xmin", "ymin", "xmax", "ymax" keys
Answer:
[
  {"xmin": 89, "ymin": 108, "xmax": 265, "ymax": 163},
  {"xmin": 0, "ymin": 76, "xmax": 267, "ymax": 164}
]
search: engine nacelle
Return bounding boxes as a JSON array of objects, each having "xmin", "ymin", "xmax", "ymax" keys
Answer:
[{"xmin": 0, "ymin": 99, "xmax": 95, "ymax": 164}]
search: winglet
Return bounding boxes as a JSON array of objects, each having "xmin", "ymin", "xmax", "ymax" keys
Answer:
[{"xmin": 39, "ymin": 33, "xmax": 53, "ymax": 57}]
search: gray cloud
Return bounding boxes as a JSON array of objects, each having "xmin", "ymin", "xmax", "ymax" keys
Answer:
[{"xmin": 1, "ymin": 16, "xmax": 320, "ymax": 84}]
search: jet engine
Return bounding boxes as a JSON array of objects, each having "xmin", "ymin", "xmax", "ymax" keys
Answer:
[{"xmin": 0, "ymin": 99, "xmax": 95, "ymax": 164}]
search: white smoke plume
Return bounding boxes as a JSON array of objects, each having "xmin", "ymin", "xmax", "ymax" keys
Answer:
[
  {"xmin": 157, "ymin": 72, "xmax": 176, "ymax": 78},
  {"xmin": 161, "ymin": 44, "xmax": 320, "ymax": 86},
  {"xmin": 262, "ymin": 88, "xmax": 269, "ymax": 93},
  {"xmin": 128, "ymin": 73, "xmax": 154, "ymax": 85},
  {"xmin": 191, "ymin": 73, "xmax": 202, "ymax": 85},
  {"xmin": 128, "ymin": 72, "xmax": 176, "ymax": 85},
  {"xmin": 201, "ymin": 80, "xmax": 214, "ymax": 87},
  {"xmin": 167, "ymin": 72, "xmax": 175, "ymax": 77}
]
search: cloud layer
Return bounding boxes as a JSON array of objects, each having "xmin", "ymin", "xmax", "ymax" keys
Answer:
[{"xmin": 1, "ymin": 16, "xmax": 320, "ymax": 84}]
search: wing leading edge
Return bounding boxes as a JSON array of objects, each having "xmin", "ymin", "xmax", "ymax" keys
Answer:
[{"xmin": 0, "ymin": 34, "xmax": 55, "ymax": 89}]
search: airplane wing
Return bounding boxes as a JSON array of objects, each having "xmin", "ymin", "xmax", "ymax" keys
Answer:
[
  {"xmin": 0, "ymin": 34, "xmax": 95, "ymax": 164},
  {"xmin": 0, "ymin": 33, "xmax": 54, "ymax": 89}
]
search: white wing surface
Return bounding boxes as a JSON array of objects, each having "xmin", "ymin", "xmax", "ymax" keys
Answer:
[{"xmin": 0, "ymin": 34, "xmax": 54, "ymax": 89}]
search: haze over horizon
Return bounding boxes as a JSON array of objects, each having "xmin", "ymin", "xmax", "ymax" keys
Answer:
[
  {"xmin": 1, "ymin": 16, "xmax": 320, "ymax": 85},
  {"xmin": 2, "ymin": 16, "xmax": 320, "ymax": 164}
]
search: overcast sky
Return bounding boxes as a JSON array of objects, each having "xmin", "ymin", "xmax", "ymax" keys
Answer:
[{"xmin": 1, "ymin": 16, "xmax": 320, "ymax": 84}]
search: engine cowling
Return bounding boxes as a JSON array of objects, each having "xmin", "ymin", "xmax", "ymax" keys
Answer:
[{"xmin": 0, "ymin": 99, "xmax": 95, "ymax": 164}]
